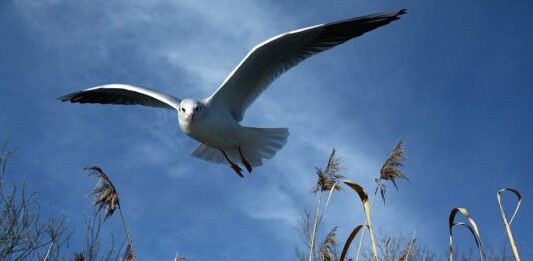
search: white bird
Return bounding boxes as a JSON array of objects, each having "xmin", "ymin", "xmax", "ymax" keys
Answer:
[{"xmin": 60, "ymin": 10, "xmax": 406, "ymax": 177}]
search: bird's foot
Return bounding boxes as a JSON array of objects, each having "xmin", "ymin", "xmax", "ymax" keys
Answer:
[
  {"xmin": 229, "ymin": 163, "xmax": 244, "ymax": 178},
  {"xmin": 220, "ymin": 149, "xmax": 244, "ymax": 178},
  {"xmin": 238, "ymin": 146, "xmax": 253, "ymax": 174}
]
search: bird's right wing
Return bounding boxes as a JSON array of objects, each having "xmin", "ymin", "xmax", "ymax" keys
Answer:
[{"xmin": 59, "ymin": 84, "xmax": 181, "ymax": 110}]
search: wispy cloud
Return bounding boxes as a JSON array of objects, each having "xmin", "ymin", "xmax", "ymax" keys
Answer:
[{"xmin": 6, "ymin": 0, "xmax": 502, "ymax": 259}]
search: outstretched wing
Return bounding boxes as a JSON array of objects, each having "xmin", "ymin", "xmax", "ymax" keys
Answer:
[
  {"xmin": 207, "ymin": 9, "xmax": 406, "ymax": 122},
  {"xmin": 59, "ymin": 84, "xmax": 181, "ymax": 110}
]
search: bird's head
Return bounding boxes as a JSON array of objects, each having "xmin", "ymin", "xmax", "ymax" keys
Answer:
[{"xmin": 178, "ymin": 99, "xmax": 203, "ymax": 124}]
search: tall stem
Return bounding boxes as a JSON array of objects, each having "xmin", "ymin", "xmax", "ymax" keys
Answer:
[
  {"xmin": 118, "ymin": 205, "xmax": 133, "ymax": 248},
  {"xmin": 309, "ymin": 192, "xmax": 323, "ymax": 261},
  {"xmin": 355, "ymin": 180, "xmax": 379, "ymax": 261},
  {"xmin": 42, "ymin": 241, "xmax": 54, "ymax": 261}
]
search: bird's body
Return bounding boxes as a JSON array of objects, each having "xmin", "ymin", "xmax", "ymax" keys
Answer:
[
  {"xmin": 177, "ymin": 99, "xmax": 236, "ymax": 147},
  {"xmin": 59, "ymin": 10, "xmax": 406, "ymax": 177}
]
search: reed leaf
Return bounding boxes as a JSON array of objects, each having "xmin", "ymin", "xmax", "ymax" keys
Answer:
[
  {"xmin": 343, "ymin": 180, "xmax": 378, "ymax": 261},
  {"xmin": 339, "ymin": 225, "xmax": 364, "ymax": 261},
  {"xmin": 497, "ymin": 188, "xmax": 521, "ymax": 260},
  {"xmin": 448, "ymin": 208, "xmax": 484, "ymax": 261},
  {"xmin": 339, "ymin": 225, "xmax": 366, "ymax": 261}
]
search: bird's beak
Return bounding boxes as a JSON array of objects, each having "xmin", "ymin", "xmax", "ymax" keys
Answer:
[{"xmin": 187, "ymin": 113, "xmax": 194, "ymax": 122}]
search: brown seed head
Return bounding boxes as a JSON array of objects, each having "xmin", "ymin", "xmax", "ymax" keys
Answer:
[
  {"xmin": 121, "ymin": 243, "xmax": 136, "ymax": 261},
  {"xmin": 319, "ymin": 226, "xmax": 338, "ymax": 261},
  {"xmin": 377, "ymin": 140, "xmax": 408, "ymax": 203},
  {"xmin": 84, "ymin": 166, "xmax": 120, "ymax": 220},
  {"xmin": 74, "ymin": 252, "xmax": 85, "ymax": 261},
  {"xmin": 310, "ymin": 148, "xmax": 344, "ymax": 194}
]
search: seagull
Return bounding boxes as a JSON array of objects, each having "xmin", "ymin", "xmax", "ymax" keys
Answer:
[{"xmin": 59, "ymin": 9, "xmax": 406, "ymax": 177}]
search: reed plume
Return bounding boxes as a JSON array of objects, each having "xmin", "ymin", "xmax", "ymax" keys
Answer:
[
  {"xmin": 308, "ymin": 148, "xmax": 344, "ymax": 261},
  {"xmin": 121, "ymin": 243, "xmax": 136, "ymax": 261},
  {"xmin": 85, "ymin": 166, "xmax": 119, "ymax": 220},
  {"xmin": 310, "ymin": 148, "xmax": 344, "ymax": 194},
  {"xmin": 376, "ymin": 140, "xmax": 407, "ymax": 203},
  {"xmin": 85, "ymin": 166, "xmax": 136, "ymax": 261},
  {"xmin": 74, "ymin": 252, "xmax": 85, "ymax": 261},
  {"xmin": 355, "ymin": 140, "xmax": 408, "ymax": 261},
  {"xmin": 318, "ymin": 227, "xmax": 338, "ymax": 261}
]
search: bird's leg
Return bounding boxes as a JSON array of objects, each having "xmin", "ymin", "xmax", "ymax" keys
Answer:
[
  {"xmin": 220, "ymin": 149, "xmax": 243, "ymax": 178},
  {"xmin": 238, "ymin": 146, "xmax": 253, "ymax": 174}
]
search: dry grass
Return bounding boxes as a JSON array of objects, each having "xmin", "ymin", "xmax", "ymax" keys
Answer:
[
  {"xmin": 377, "ymin": 140, "xmax": 408, "ymax": 203},
  {"xmin": 448, "ymin": 208, "xmax": 484, "ymax": 261},
  {"xmin": 318, "ymin": 227, "xmax": 338, "ymax": 261},
  {"xmin": 398, "ymin": 229, "xmax": 417, "ymax": 261},
  {"xmin": 121, "ymin": 243, "xmax": 136, "ymax": 261},
  {"xmin": 85, "ymin": 166, "xmax": 136, "ymax": 261},
  {"xmin": 497, "ymin": 188, "xmax": 521, "ymax": 260},
  {"xmin": 310, "ymin": 148, "xmax": 344, "ymax": 194},
  {"xmin": 85, "ymin": 166, "xmax": 120, "ymax": 220},
  {"xmin": 343, "ymin": 180, "xmax": 378, "ymax": 261},
  {"xmin": 307, "ymin": 148, "xmax": 345, "ymax": 261}
]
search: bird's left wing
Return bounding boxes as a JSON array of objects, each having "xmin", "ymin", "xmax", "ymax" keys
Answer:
[
  {"xmin": 206, "ymin": 9, "xmax": 406, "ymax": 122},
  {"xmin": 59, "ymin": 84, "xmax": 181, "ymax": 110}
]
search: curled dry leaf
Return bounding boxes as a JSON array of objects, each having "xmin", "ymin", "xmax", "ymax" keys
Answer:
[
  {"xmin": 343, "ymin": 180, "xmax": 378, "ymax": 261},
  {"xmin": 448, "ymin": 207, "xmax": 485, "ymax": 261},
  {"xmin": 339, "ymin": 225, "xmax": 366, "ymax": 261},
  {"xmin": 497, "ymin": 188, "xmax": 521, "ymax": 260}
]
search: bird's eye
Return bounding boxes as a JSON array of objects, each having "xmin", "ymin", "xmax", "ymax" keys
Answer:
[{"xmin": 181, "ymin": 108, "xmax": 185, "ymax": 112}]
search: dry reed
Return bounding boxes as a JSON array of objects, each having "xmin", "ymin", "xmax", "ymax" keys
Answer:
[
  {"xmin": 308, "ymin": 148, "xmax": 344, "ymax": 261},
  {"xmin": 376, "ymin": 140, "xmax": 407, "ymax": 203},
  {"xmin": 318, "ymin": 226, "xmax": 338, "ymax": 261},
  {"xmin": 398, "ymin": 229, "xmax": 417, "ymax": 261},
  {"xmin": 121, "ymin": 243, "xmax": 136, "ymax": 261},
  {"xmin": 355, "ymin": 140, "xmax": 408, "ymax": 261},
  {"xmin": 339, "ymin": 225, "xmax": 366, "ymax": 261},
  {"xmin": 85, "ymin": 166, "xmax": 136, "ymax": 261},
  {"xmin": 310, "ymin": 148, "xmax": 344, "ymax": 194},
  {"xmin": 497, "ymin": 188, "xmax": 521, "ymax": 260},
  {"xmin": 448, "ymin": 207, "xmax": 484, "ymax": 261},
  {"xmin": 342, "ymin": 180, "xmax": 378, "ymax": 261}
]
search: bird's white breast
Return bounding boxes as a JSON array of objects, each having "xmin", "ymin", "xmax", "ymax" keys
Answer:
[{"xmin": 178, "ymin": 106, "xmax": 240, "ymax": 149}]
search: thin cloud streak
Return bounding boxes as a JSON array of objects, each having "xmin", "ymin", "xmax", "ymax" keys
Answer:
[{"xmin": 6, "ymin": 0, "xmax": 530, "ymax": 259}]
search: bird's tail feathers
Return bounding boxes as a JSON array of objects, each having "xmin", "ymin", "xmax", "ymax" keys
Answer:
[
  {"xmin": 237, "ymin": 127, "xmax": 289, "ymax": 167},
  {"xmin": 190, "ymin": 127, "xmax": 289, "ymax": 167}
]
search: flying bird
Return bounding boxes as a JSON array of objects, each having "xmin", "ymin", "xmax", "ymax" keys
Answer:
[{"xmin": 59, "ymin": 9, "xmax": 406, "ymax": 177}]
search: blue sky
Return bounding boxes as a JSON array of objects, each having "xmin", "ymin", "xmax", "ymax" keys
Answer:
[{"xmin": 1, "ymin": 0, "xmax": 532, "ymax": 260}]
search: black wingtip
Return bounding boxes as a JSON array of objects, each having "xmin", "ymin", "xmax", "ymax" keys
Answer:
[
  {"xmin": 58, "ymin": 91, "xmax": 81, "ymax": 102},
  {"xmin": 384, "ymin": 9, "xmax": 407, "ymax": 19},
  {"xmin": 396, "ymin": 9, "xmax": 408, "ymax": 18},
  {"xmin": 57, "ymin": 95, "xmax": 69, "ymax": 102}
]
